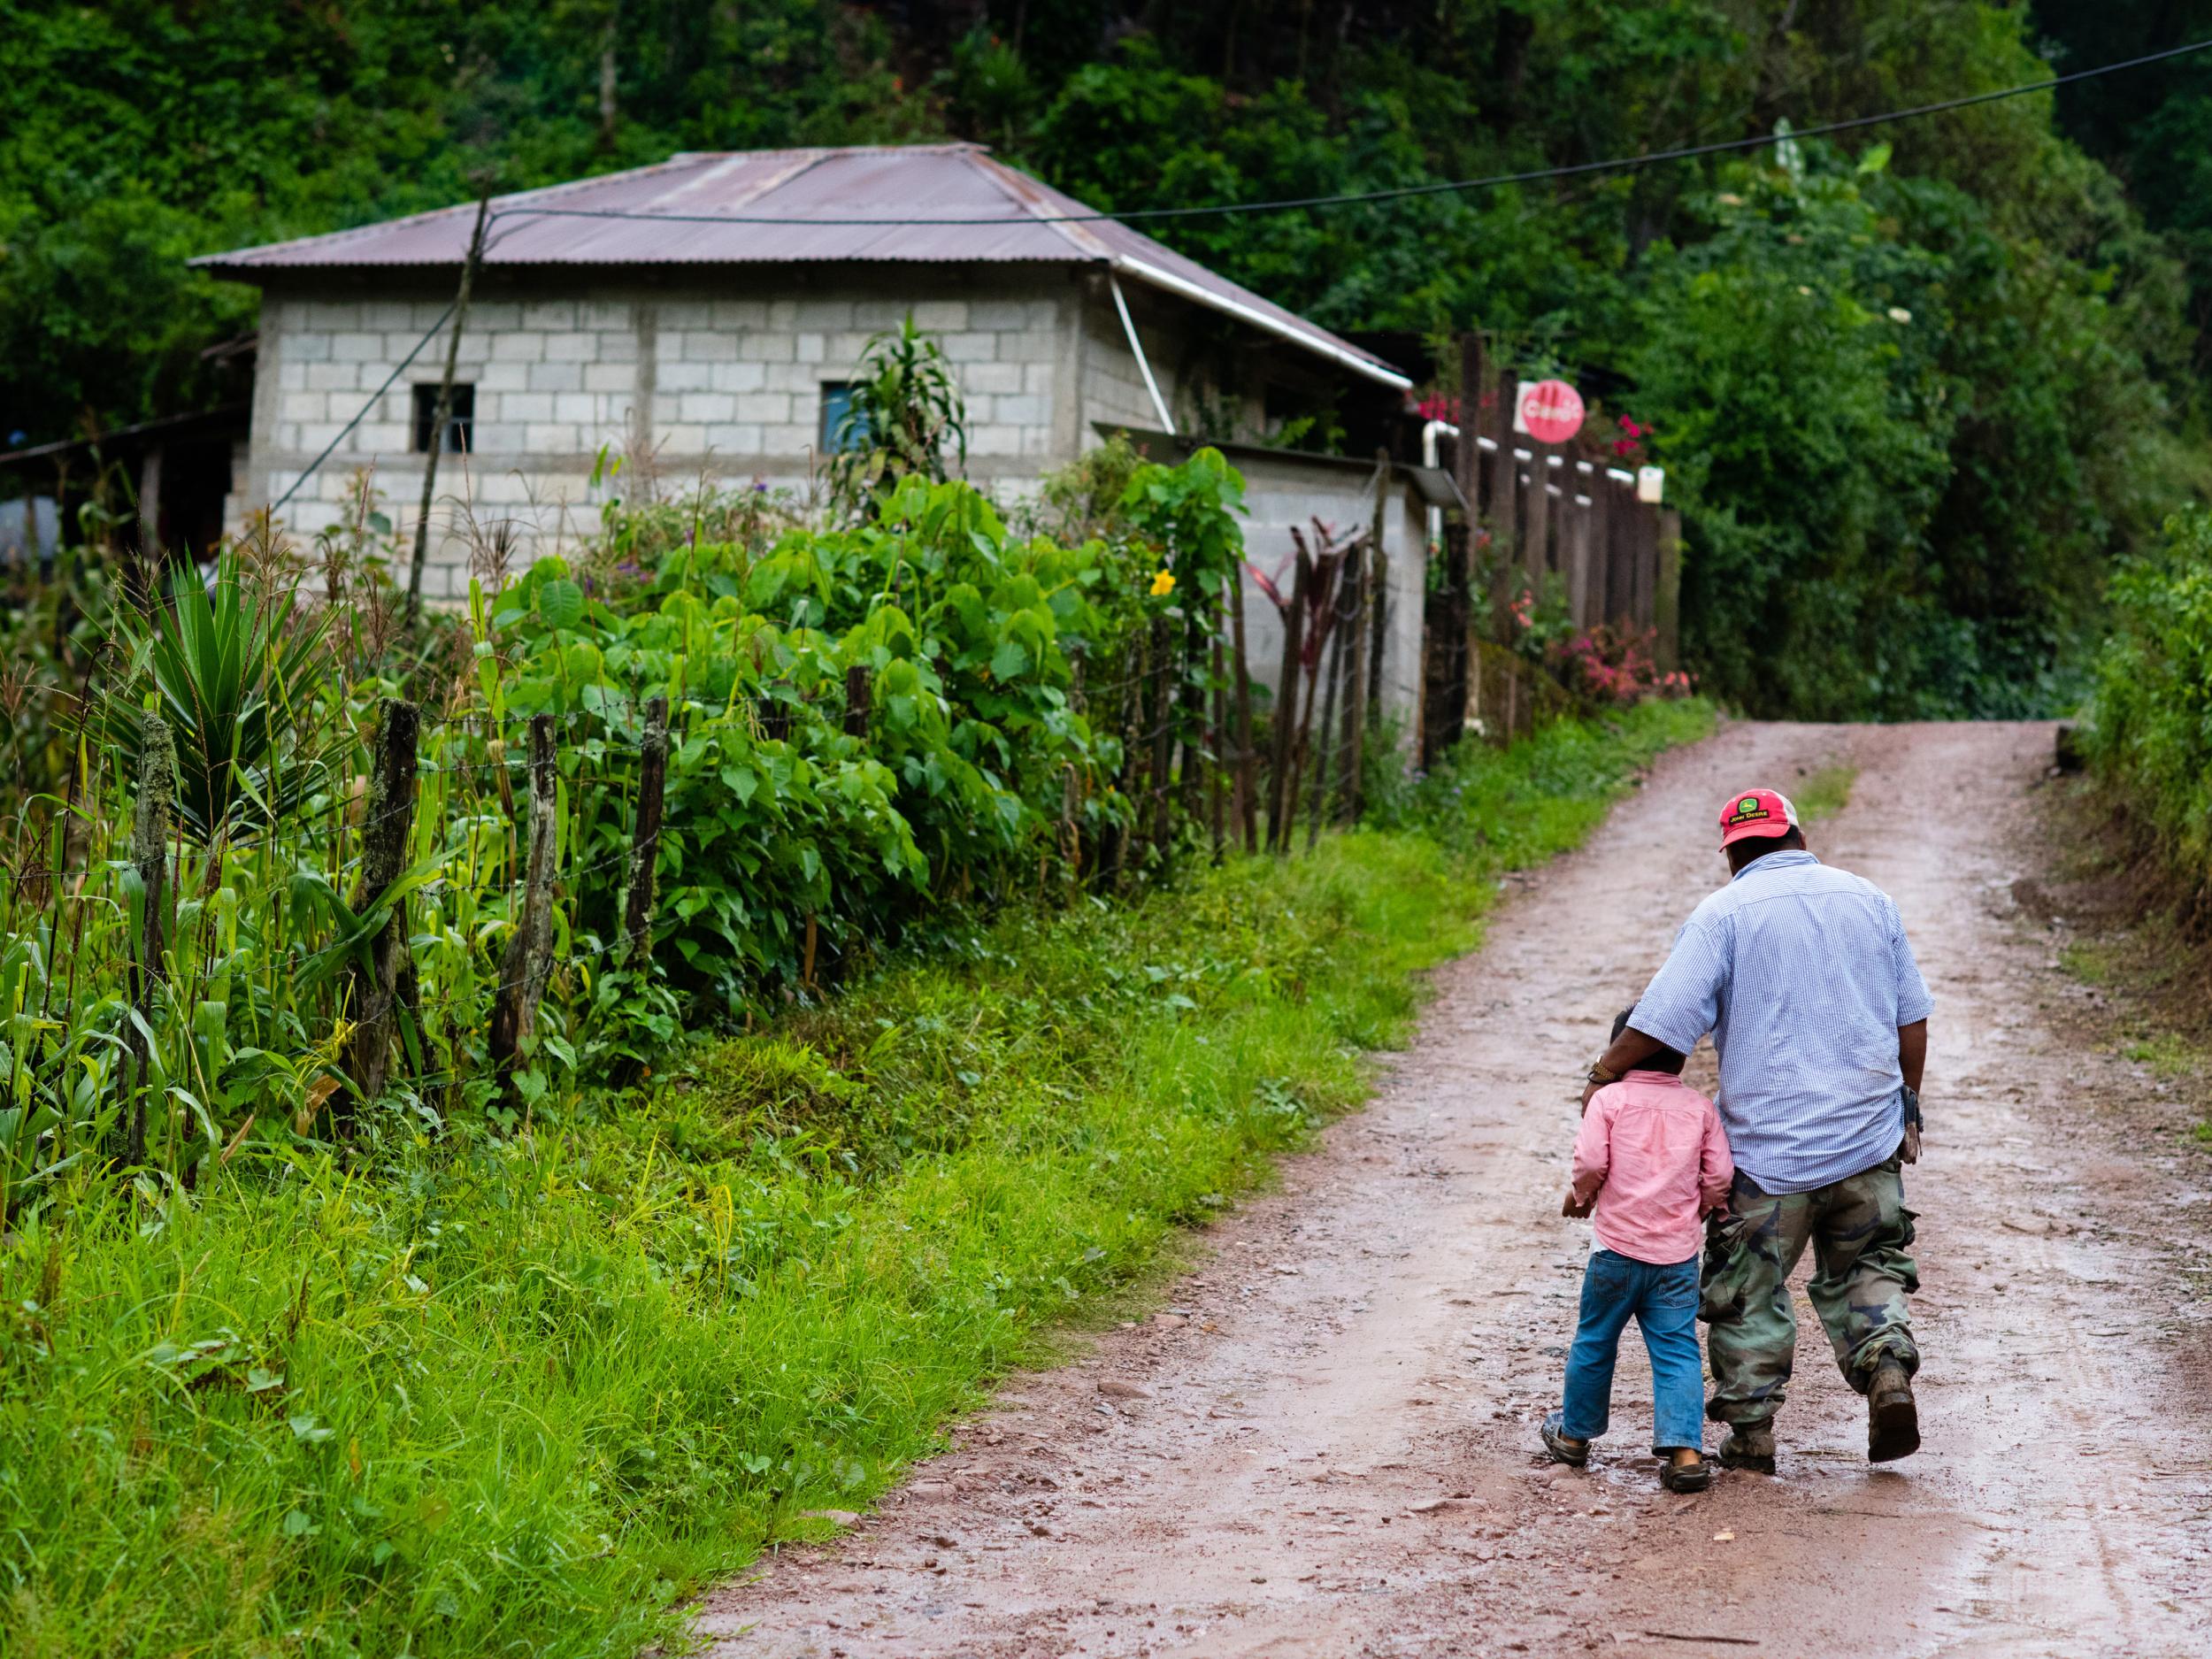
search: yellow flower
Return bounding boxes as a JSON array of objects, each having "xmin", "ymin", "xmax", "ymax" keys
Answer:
[{"xmin": 1149, "ymin": 569, "xmax": 1176, "ymax": 597}]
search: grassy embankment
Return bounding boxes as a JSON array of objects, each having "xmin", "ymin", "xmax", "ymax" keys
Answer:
[
  {"xmin": 0, "ymin": 699, "xmax": 1712, "ymax": 1658},
  {"xmin": 2053, "ymin": 506, "xmax": 2212, "ymax": 1125}
]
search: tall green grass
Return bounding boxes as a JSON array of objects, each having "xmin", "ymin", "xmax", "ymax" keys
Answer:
[
  {"xmin": 2085, "ymin": 506, "xmax": 2212, "ymax": 905},
  {"xmin": 0, "ymin": 698, "xmax": 1711, "ymax": 1658}
]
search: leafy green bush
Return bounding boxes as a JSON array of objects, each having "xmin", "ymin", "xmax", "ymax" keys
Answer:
[
  {"xmin": 0, "ymin": 448, "xmax": 1250, "ymax": 1211},
  {"xmin": 2084, "ymin": 507, "xmax": 2212, "ymax": 898}
]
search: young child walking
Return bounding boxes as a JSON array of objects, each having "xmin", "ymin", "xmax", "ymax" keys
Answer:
[{"xmin": 1541, "ymin": 1008, "xmax": 1733, "ymax": 1492}]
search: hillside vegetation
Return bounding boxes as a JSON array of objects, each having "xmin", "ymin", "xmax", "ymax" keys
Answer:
[{"xmin": 4, "ymin": 2, "xmax": 2208, "ymax": 717}]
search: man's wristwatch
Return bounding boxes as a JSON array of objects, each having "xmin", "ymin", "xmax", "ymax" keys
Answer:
[{"xmin": 1586, "ymin": 1062, "xmax": 1620, "ymax": 1087}]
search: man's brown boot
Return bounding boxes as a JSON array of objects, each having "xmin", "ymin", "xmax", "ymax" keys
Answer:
[
  {"xmin": 1717, "ymin": 1424, "xmax": 1775, "ymax": 1474},
  {"xmin": 1867, "ymin": 1360, "xmax": 1920, "ymax": 1463}
]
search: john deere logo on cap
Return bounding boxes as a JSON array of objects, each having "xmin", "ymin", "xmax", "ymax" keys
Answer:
[{"xmin": 1726, "ymin": 795, "xmax": 1770, "ymax": 825}]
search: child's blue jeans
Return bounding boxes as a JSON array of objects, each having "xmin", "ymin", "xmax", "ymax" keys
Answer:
[{"xmin": 1559, "ymin": 1248, "xmax": 1706, "ymax": 1453}]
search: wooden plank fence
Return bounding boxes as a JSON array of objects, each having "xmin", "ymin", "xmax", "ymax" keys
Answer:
[{"xmin": 1420, "ymin": 331, "xmax": 1681, "ymax": 765}]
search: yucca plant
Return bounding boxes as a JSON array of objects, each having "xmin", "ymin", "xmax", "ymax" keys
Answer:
[
  {"xmin": 829, "ymin": 315, "xmax": 969, "ymax": 511},
  {"xmin": 106, "ymin": 549, "xmax": 332, "ymax": 845}
]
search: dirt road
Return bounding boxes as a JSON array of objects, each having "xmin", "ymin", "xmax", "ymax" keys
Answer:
[{"xmin": 699, "ymin": 721, "xmax": 2212, "ymax": 1658}]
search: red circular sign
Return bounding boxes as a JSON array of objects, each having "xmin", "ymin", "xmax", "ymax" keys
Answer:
[{"xmin": 1518, "ymin": 379, "xmax": 1586, "ymax": 446}]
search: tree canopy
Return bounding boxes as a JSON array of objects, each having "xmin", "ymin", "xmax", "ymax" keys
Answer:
[{"xmin": 1, "ymin": 0, "xmax": 2202, "ymax": 716}]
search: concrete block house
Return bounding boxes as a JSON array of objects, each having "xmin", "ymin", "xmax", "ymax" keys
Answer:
[{"xmin": 196, "ymin": 144, "xmax": 1432, "ymax": 716}]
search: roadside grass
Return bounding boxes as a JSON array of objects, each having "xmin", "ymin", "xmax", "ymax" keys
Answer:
[
  {"xmin": 2121, "ymin": 1032, "xmax": 2199, "ymax": 1080},
  {"xmin": 0, "ymin": 698, "xmax": 1712, "ymax": 1659},
  {"xmin": 1792, "ymin": 761, "xmax": 1858, "ymax": 824},
  {"xmin": 2034, "ymin": 779, "xmax": 2212, "ymax": 1141}
]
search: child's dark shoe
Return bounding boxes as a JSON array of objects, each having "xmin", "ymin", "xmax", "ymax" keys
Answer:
[
  {"xmin": 1540, "ymin": 1410, "xmax": 1589, "ymax": 1467},
  {"xmin": 1658, "ymin": 1449, "xmax": 1711, "ymax": 1493},
  {"xmin": 1717, "ymin": 1424, "xmax": 1776, "ymax": 1474}
]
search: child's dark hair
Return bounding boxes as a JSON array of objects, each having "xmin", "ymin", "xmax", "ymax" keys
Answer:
[{"xmin": 1612, "ymin": 1006, "xmax": 1687, "ymax": 1074}]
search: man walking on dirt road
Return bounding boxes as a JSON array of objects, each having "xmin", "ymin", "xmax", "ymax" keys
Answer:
[{"xmin": 1580, "ymin": 787, "xmax": 1932, "ymax": 1471}]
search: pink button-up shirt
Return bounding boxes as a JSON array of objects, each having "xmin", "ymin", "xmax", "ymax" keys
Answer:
[{"xmin": 1571, "ymin": 1071, "xmax": 1734, "ymax": 1266}]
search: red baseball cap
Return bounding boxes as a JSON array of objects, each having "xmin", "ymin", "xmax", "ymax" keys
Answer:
[{"xmin": 1717, "ymin": 787, "xmax": 1800, "ymax": 849}]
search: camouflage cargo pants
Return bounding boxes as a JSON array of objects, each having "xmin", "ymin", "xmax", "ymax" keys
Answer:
[{"xmin": 1700, "ymin": 1158, "xmax": 1919, "ymax": 1428}]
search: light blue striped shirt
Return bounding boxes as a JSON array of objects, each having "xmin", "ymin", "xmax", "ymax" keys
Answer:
[{"xmin": 1631, "ymin": 849, "xmax": 1932, "ymax": 1194}]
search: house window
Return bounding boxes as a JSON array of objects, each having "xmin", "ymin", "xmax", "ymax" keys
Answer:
[
  {"xmin": 820, "ymin": 382, "xmax": 868, "ymax": 454},
  {"xmin": 411, "ymin": 383, "xmax": 474, "ymax": 453}
]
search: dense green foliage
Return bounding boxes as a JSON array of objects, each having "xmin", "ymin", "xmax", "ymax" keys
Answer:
[
  {"xmin": 2041, "ymin": 2, "xmax": 2212, "ymax": 370},
  {"xmin": 0, "ymin": 442, "xmax": 1246, "ymax": 1212},
  {"xmin": 5, "ymin": 3, "xmax": 2206, "ymax": 717},
  {"xmin": 2083, "ymin": 507, "xmax": 2212, "ymax": 904},
  {"xmin": 0, "ymin": 697, "xmax": 1711, "ymax": 1658}
]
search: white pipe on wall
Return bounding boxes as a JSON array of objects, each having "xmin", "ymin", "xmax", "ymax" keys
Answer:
[
  {"xmin": 1109, "ymin": 273, "xmax": 1175, "ymax": 435},
  {"xmin": 1421, "ymin": 419, "xmax": 1458, "ymax": 551}
]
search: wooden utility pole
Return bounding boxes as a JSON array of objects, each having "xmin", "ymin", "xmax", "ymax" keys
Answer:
[
  {"xmin": 121, "ymin": 718, "xmax": 175, "ymax": 1167},
  {"xmin": 405, "ymin": 190, "xmax": 494, "ymax": 627},
  {"xmin": 337, "ymin": 698, "xmax": 420, "ymax": 1129},
  {"xmin": 488, "ymin": 714, "xmax": 557, "ymax": 1077},
  {"xmin": 621, "ymin": 695, "xmax": 669, "ymax": 963}
]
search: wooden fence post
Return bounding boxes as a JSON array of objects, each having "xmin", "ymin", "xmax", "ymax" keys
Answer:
[
  {"xmin": 842, "ymin": 664, "xmax": 871, "ymax": 738},
  {"xmin": 1105, "ymin": 625, "xmax": 1147, "ymax": 887},
  {"xmin": 1587, "ymin": 467, "xmax": 1616, "ymax": 626},
  {"xmin": 1563, "ymin": 458, "xmax": 1594, "ymax": 626},
  {"xmin": 1208, "ymin": 618, "xmax": 1227, "ymax": 865},
  {"xmin": 488, "ymin": 714, "xmax": 557, "ymax": 1079},
  {"xmin": 1484, "ymin": 364, "xmax": 1518, "ymax": 641},
  {"xmin": 1523, "ymin": 449, "xmax": 1553, "ymax": 601},
  {"xmin": 1227, "ymin": 566, "xmax": 1259, "ymax": 854},
  {"xmin": 1308, "ymin": 561, "xmax": 1353, "ymax": 850},
  {"xmin": 1634, "ymin": 499, "xmax": 1660, "ymax": 632},
  {"xmin": 337, "ymin": 697, "xmax": 419, "ymax": 1129},
  {"xmin": 1608, "ymin": 472, "xmax": 1638, "ymax": 628},
  {"xmin": 1265, "ymin": 549, "xmax": 1311, "ymax": 852},
  {"xmin": 1146, "ymin": 615, "xmax": 1176, "ymax": 858},
  {"xmin": 1655, "ymin": 508, "xmax": 1683, "ymax": 672},
  {"xmin": 622, "ymin": 695, "xmax": 669, "ymax": 964},
  {"xmin": 120, "ymin": 717, "xmax": 175, "ymax": 1167},
  {"xmin": 1177, "ymin": 603, "xmax": 1208, "ymax": 831},
  {"xmin": 1348, "ymin": 454, "xmax": 1383, "ymax": 820},
  {"xmin": 1366, "ymin": 541, "xmax": 1389, "ymax": 732}
]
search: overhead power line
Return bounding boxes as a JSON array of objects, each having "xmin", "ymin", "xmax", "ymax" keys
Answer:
[
  {"xmin": 491, "ymin": 37, "xmax": 2212, "ymax": 231},
  {"xmin": 273, "ymin": 303, "xmax": 455, "ymax": 511}
]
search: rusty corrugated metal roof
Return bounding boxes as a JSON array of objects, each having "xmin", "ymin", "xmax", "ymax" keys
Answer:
[{"xmin": 192, "ymin": 146, "xmax": 1409, "ymax": 388}]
